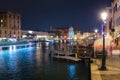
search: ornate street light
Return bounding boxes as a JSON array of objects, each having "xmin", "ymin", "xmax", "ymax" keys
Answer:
[{"xmin": 100, "ymin": 11, "xmax": 107, "ymax": 70}]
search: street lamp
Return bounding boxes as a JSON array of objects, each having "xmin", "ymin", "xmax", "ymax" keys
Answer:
[
  {"xmin": 100, "ymin": 11, "xmax": 107, "ymax": 70},
  {"xmin": 94, "ymin": 29, "xmax": 98, "ymax": 38},
  {"xmin": 94, "ymin": 29, "xmax": 98, "ymax": 33}
]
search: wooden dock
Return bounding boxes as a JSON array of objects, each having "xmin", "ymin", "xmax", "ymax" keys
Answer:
[
  {"xmin": 53, "ymin": 56, "xmax": 81, "ymax": 62},
  {"xmin": 54, "ymin": 50, "xmax": 74, "ymax": 56}
]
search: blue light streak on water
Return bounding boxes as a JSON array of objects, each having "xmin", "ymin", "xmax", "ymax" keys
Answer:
[
  {"xmin": 0, "ymin": 43, "xmax": 35, "ymax": 54},
  {"xmin": 0, "ymin": 43, "xmax": 90, "ymax": 80},
  {"xmin": 68, "ymin": 64, "xmax": 76, "ymax": 79},
  {"xmin": 0, "ymin": 43, "xmax": 36, "ymax": 80}
]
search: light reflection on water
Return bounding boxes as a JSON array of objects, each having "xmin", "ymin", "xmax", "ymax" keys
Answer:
[
  {"xmin": 0, "ymin": 42, "xmax": 90, "ymax": 80},
  {"xmin": 69, "ymin": 65, "xmax": 76, "ymax": 79}
]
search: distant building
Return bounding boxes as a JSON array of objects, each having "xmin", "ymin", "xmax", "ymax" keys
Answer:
[
  {"xmin": 82, "ymin": 32, "xmax": 100, "ymax": 39},
  {"xmin": 68, "ymin": 26, "xmax": 75, "ymax": 39},
  {"xmin": 51, "ymin": 27, "xmax": 69, "ymax": 37},
  {"xmin": 0, "ymin": 11, "xmax": 21, "ymax": 38},
  {"xmin": 21, "ymin": 30, "xmax": 49, "ymax": 40}
]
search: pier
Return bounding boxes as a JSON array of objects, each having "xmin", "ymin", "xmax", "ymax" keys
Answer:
[
  {"xmin": 53, "ymin": 56, "xmax": 81, "ymax": 62},
  {"xmin": 0, "ymin": 42, "xmax": 36, "ymax": 51}
]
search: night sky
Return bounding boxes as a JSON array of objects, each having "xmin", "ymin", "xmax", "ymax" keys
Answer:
[{"xmin": 0, "ymin": 0, "xmax": 112, "ymax": 32}]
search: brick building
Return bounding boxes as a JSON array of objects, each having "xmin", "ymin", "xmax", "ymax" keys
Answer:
[{"xmin": 0, "ymin": 11, "xmax": 21, "ymax": 38}]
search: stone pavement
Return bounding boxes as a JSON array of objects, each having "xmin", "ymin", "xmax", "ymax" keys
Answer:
[{"xmin": 91, "ymin": 55, "xmax": 120, "ymax": 80}]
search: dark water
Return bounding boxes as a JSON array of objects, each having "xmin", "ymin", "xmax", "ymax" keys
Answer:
[{"xmin": 0, "ymin": 43, "xmax": 90, "ymax": 80}]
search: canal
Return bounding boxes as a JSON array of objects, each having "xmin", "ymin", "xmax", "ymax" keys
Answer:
[{"xmin": 0, "ymin": 42, "xmax": 90, "ymax": 80}]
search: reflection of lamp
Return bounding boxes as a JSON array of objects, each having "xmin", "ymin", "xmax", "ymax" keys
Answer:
[
  {"xmin": 69, "ymin": 65, "xmax": 75, "ymax": 79},
  {"xmin": 100, "ymin": 11, "xmax": 107, "ymax": 70},
  {"xmin": 73, "ymin": 36, "xmax": 78, "ymax": 58}
]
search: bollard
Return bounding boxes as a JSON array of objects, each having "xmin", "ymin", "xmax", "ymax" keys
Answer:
[{"xmin": 75, "ymin": 53, "xmax": 78, "ymax": 58}]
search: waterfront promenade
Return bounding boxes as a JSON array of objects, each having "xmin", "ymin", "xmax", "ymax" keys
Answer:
[{"xmin": 91, "ymin": 55, "xmax": 120, "ymax": 80}]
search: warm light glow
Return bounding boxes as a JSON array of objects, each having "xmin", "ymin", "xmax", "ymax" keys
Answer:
[
  {"xmin": 1, "ymin": 19, "xmax": 3, "ymax": 22},
  {"xmin": 22, "ymin": 35, "xmax": 27, "ymax": 38},
  {"xmin": 13, "ymin": 35, "xmax": 16, "ymax": 37},
  {"xmin": 36, "ymin": 35, "xmax": 48, "ymax": 38},
  {"xmin": 64, "ymin": 36, "xmax": 66, "ymax": 38},
  {"xmin": 101, "ymin": 12, "xmax": 107, "ymax": 21},
  {"xmin": 50, "ymin": 36, "xmax": 53, "ymax": 38},
  {"xmin": 28, "ymin": 30, "xmax": 33, "ymax": 34},
  {"xmin": 73, "ymin": 37, "xmax": 77, "ymax": 41}
]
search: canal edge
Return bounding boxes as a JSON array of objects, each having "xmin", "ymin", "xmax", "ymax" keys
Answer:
[{"xmin": 91, "ymin": 58, "xmax": 102, "ymax": 80}]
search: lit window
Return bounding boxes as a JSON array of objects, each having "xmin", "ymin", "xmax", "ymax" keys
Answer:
[{"xmin": 1, "ymin": 19, "xmax": 3, "ymax": 22}]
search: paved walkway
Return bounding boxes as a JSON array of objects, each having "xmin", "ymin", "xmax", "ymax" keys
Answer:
[{"xmin": 91, "ymin": 55, "xmax": 120, "ymax": 80}]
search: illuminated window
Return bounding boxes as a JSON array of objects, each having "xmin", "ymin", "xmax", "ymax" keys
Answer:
[{"xmin": 1, "ymin": 19, "xmax": 3, "ymax": 22}]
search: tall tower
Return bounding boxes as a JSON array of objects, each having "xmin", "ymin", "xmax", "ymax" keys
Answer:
[
  {"xmin": 0, "ymin": 11, "xmax": 21, "ymax": 38},
  {"xmin": 68, "ymin": 26, "xmax": 75, "ymax": 39}
]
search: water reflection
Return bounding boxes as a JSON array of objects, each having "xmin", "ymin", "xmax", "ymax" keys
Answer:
[
  {"xmin": 68, "ymin": 64, "xmax": 76, "ymax": 79},
  {"xmin": 0, "ymin": 45, "xmax": 36, "ymax": 80},
  {"xmin": 0, "ymin": 42, "xmax": 90, "ymax": 80}
]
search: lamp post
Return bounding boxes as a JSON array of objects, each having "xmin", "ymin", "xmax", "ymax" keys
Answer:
[
  {"xmin": 100, "ymin": 11, "xmax": 107, "ymax": 70},
  {"xmin": 73, "ymin": 37, "xmax": 78, "ymax": 58},
  {"xmin": 94, "ymin": 29, "xmax": 98, "ymax": 39}
]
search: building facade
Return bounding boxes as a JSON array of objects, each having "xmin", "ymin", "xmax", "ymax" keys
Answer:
[
  {"xmin": 51, "ymin": 28, "xmax": 69, "ymax": 37},
  {"xmin": 0, "ymin": 11, "xmax": 21, "ymax": 38},
  {"xmin": 82, "ymin": 32, "xmax": 100, "ymax": 39},
  {"xmin": 21, "ymin": 30, "xmax": 49, "ymax": 39},
  {"xmin": 106, "ymin": 0, "xmax": 120, "ymax": 47},
  {"xmin": 105, "ymin": 7, "xmax": 112, "ymax": 36},
  {"xmin": 106, "ymin": 0, "xmax": 120, "ymax": 37}
]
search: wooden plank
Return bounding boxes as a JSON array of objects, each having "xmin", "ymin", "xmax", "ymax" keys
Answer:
[{"xmin": 53, "ymin": 56, "xmax": 81, "ymax": 62}]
